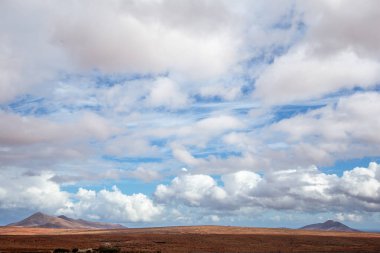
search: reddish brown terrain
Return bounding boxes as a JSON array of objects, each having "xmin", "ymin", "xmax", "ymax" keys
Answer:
[{"xmin": 1, "ymin": 226, "xmax": 380, "ymax": 253}]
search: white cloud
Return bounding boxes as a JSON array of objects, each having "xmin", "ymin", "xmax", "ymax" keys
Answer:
[
  {"xmin": 0, "ymin": 169, "xmax": 163, "ymax": 223},
  {"xmin": 269, "ymin": 92, "xmax": 380, "ymax": 165},
  {"xmin": 146, "ymin": 77, "xmax": 189, "ymax": 109},
  {"xmin": 1, "ymin": 163, "xmax": 380, "ymax": 224},
  {"xmin": 338, "ymin": 162, "xmax": 380, "ymax": 206},
  {"xmin": 180, "ymin": 115, "xmax": 244, "ymax": 136},
  {"xmin": 171, "ymin": 143, "xmax": 257, "ymax": 174},
  {"xmin": 155, "ymin": 174, "xmax": 227, "ymax": 207},
  {"xmin": 50, "ymin": 0, "xmax": 240, "ymax": 79},
  {"xmin": 336, "ymin": 213, "xmax": 363, "ymax": 223},
  {"xmin": 0, "ymin": 111, "xmax": 113, "ymax": 146},
  {"xmin": 87, "ymin": 166, "xmax": 162, "ymax": 183},
  {"xmin": 0, "ymin": 47, "xmax": 28, "ymax": 103},
  {"xmin": 173, "ymin": 115, "xmax": 245, "ymax": 147},
  {"xmin": 0, "ymin": 170, "xmax": 71, "ymax": 212},
  {"xmin": 171, "ymin": 144, "xmax": 200, "ymax": 167},
  {"xmin": 154, "ymin": 163, "xmax": 380, "ymax": 213},
  {"xmin": 209, "ymin": 214, "xmax": 220, "ymax": 222},
  {"xmin": 127, "ymin": 167, "xmax": 162, "ymax": 182},
  {"xmin": 254, "ymin": 47, "xmax": 380, "ymax": 105},
  {"xmin": 0, "ymin": 0, "xmax": 71, "ymax": 103},
  {"xmin": 222, "ymin": 171, "xmax": 262, "ymax": 197},
  {"xmin": 64, "ymin": 186, "xmax": 163, "ymax": 223},
  {"xmin": 105, "ymin": 136, "xmax": 159, "ymax": 157},
  {"xmin": 0, "ymin": 111, "xmax": 116, "ymax": 168},
  {"xmin": 0, "ymin": 0, "xmax": 299, "ymax": 103},
  {"xmin": 253, "ymin": 0, "xmax": 380, "ymax": 105},
  {"xmin": 300, "ymin": 0, "xmax": 380, "ymax": 59}
]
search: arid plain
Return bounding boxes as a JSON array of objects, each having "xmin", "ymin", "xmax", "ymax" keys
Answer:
[{"xmin": 1, "ymin": 226, "xmax": 380, "ymax": 253}]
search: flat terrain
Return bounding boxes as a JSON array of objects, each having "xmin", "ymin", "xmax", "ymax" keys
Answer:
[{"xmin": 1, "ymin": 225, "xmax": 380, "ymax": 253}]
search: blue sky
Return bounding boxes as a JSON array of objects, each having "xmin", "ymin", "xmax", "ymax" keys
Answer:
[{"xmin": 1, "ymin": 0, "xmax": 380, "ymax": 230}]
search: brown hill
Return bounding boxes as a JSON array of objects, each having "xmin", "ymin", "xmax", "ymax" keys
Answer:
[
  {"xmin": 300, "ymin": 220, "xmax": 360, "ymax": 232},
  {"xmin": 7, "ymin": 212, "xmax": 125, "ymax": 229}
]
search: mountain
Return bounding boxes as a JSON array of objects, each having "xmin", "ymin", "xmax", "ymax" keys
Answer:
[
  {"xmin": 7, "ymin": 212, "xmax": 125, "ymax": 229},
  {"xmin": 300, "ymin": 220, "xmax": 360, "ymax": 232}
]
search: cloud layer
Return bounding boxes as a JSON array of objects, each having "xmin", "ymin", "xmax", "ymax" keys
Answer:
[
  {"xmin": 0, "ymin": 170, "xmax": 163, "ymax": 223},
  {"xmin": 1, "ymin": 163, "xmax": 379, "ymax": 224},
  {"xmin": 155, "ymin": 163, "xmax": 380, "ymax": 213},
  {"xmin": 1, "ymin": 0, "xmax": 380, "ymax": 228}
]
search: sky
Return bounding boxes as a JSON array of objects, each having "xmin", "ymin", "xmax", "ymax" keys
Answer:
[{"xmin": 1, "ymin": 0, "xmax": 380, "ymax": 230}]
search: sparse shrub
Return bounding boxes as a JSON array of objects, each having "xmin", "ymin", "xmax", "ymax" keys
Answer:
[
  {"xmin": 98, "ymin": 246, "xmax": 120, "ymax": 253},
  {"xmin": 124, "ymin": 251, "xmax": 161, "ymax": 253},
  {"xmin": 53, "ymin": 249, "xmax": 70, "ymax": 253}
]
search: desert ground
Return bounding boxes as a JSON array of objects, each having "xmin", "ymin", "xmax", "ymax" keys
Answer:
[{"xmin": 0, "ymin": 226, "xmax": 380, "ymax": 253}]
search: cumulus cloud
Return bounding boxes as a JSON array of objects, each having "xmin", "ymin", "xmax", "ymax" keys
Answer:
[
  {"xmin": 63, "ymin": 186, "xmax": 163, "ymax": 223},
  {"xmin": 0, "ymin": 170, "xmax": 71, "ymax": 212},
  {"xmin": 254, "ymin": 47, "xmax": 380, "ymax": 105},
  {"xmin": 338, "ymin": 162, "xmax": 380, "ymax": 209},
  {"xmin": 155, "ymin": 174, "xmax": 227, "ymax": 207},
  {"xmin": 0, "ymin": 0, "xmax": 299, "ymax": 103},
  {"xmin": 155, "ymin": 163, "xmax": 380, "ymax": 213},
  {"xmin": 51, "ymin": 0, "xmax": 240, "ymax": 79},
  {"xmin": 0, "ymin": 0, "xmax": 73, "ymax": 103},
  {"xmin": 3, "ymin": 163, "xmax": 379, "ymax": 224},
  {"xmin": 253, "ymin": 0, "xmax": 380, "ymax": 105},
  {"xmin": 335, "ymin": 213, "xmax": 363, "ymax": 223},
  {"xmin": 222, "ymin": 171, "xmax": 262, "ymax": 198},
  {"xmin": 146, "ymin": 77, "xmax": 189, "ymax": 109},
  {"xmin": 0, "ymin": 111, "xmax": 116, "ymax": 167},
  {"xmin": 300, "ymin": 0, "xmax": 380, "ymax": 58},
  {"xmin": 269, "ymin": 92, "xmax": 380, "ymax": 165},
  {"xmin": 0, "ymin": 169, "xmax": 163, "ymax": 223}
]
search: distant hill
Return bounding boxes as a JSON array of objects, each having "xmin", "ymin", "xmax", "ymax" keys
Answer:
[
  {"xmin": 7, "ymin": 212, "xmax": 125, "ymax": 229},
  {"xmin": 300, "ymin": 220, "xmax": 360, "ymax": 232}
]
